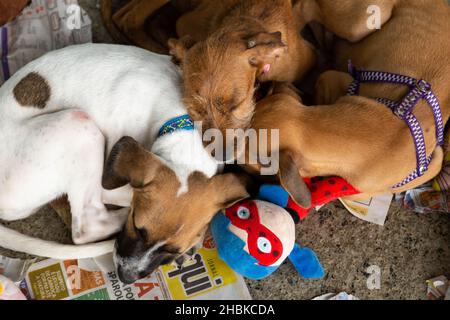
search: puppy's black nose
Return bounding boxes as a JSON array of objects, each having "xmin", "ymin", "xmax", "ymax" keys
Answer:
[{"xmin": 117, "ymin": 266, "xmax": 138, "ymax": 285}]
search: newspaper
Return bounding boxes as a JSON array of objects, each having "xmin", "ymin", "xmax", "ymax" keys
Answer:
[
  {"xmin": 0, "ymin": 0, "xmax": 92, "ymax": 85},
  {"xmin": 2, "ymin": 233, "xmax": 251, "ymax": 300},
  {"xmin": 339, "ymin": 193, "xmax": 392, "ymax": 226},
  {"xmin": 398, "ymin": 184, "xmax": 450, "ymax": 214},
  {"xmin": 0, "ymin": 255, "xmax": 35, "ymax": 282},
  {"xmin": 426, "ymin": 276, "xmax": 450, "ymax": 300},
  {"xmin": 313, "ymin": 292, "xmax": 359, "ymax": 300}
]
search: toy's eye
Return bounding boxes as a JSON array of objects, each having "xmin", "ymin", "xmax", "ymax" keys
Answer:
[
  {"xmin": 237, "ymin": 207, "xmax": 250, "ymax": 220},
  {"xmin": 257, "ymin": 237, "xmax": 272, "ymax": 253}
]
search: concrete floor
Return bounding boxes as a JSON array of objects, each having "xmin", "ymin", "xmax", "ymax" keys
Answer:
[{"xmin": 1, "ymin": 0, "xmax": 449, "ymax": 300}]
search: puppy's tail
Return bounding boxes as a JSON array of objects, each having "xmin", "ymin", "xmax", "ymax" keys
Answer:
[{"xmin": 0, "ymin": 224, "xmax": 114, "ymax": 260}]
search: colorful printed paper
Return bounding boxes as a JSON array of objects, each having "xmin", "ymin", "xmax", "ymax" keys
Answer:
[{"xmin": 19, "ymin": 233, "xmax": 251, "ymax": 300}]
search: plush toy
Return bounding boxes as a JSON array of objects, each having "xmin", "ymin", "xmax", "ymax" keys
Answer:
[
  {"xmin": 259, "ymin": 177, "xmax": 360, "ymax": 221},
  {"xmin": 211, "ymin": 177, "xmax": 360, "ymax": 280}
]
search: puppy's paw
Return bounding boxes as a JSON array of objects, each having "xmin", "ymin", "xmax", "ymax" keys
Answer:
[{"xmin": 72, "ymin": 231, "xmax": 90, "ymax": 245}]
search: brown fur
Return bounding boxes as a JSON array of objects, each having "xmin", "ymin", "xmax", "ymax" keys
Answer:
[
  {"xmin": 101, "ymin": 0, "xmax": 317, "ymax": 134},
  {"xmin": 0, "ymin": 0, "xmax": 29, "ymax": 26},
  {"xmin": 299, "ymin": 0, "xmax": 396, "ymax": 43},
  {"xmin": 13, "ymin": 72, "xmax": 51, "ymax": 109},
  {"xmin": 103, "ymin": 137, "xmax": 251, "ymax": 267},
  {"xmin": 172, "ymin": 0, "xmax": 317, "ymax": 135},
  {"xmin": 248, "ymin": 86, "xmax": 442, "ymax": 199},
  {"xmin": 50, "ymin": 196, "xmax": 72, "ymax": 230},
  {"xmin": 278, "ymin": 151, "xmax": 311, "ymax": 207},
  {"xmin": 246, "ymin": 0, "xmax": 450, "ymax": 198}
]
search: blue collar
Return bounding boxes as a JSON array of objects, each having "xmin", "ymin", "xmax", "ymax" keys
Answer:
[{"xmin": 158, "ymin": 115, "xmax": 195, "ymax": 137}]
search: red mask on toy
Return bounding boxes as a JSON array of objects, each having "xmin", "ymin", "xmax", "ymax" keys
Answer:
[{"xmin": 225, "ymin": 201, "xmax": 283, "ymax": 266}]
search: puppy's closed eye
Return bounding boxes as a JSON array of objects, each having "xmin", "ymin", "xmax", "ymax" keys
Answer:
[
  {"xmin": 160, "ymin": 255, "xmax": 176, "ymax": 266},
  {"xmin": 157, "ymin": 249, "xmax": 180, "ymax": 267},
  {"xmin": 157, "ymin": 244, "xmax": 181, "ymax": 256},
  {"xmin": 136, "ymin": 227, "xmax": 148, "ymax": 242}
]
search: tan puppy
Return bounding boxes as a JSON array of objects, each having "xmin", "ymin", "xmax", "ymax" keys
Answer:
[
  {"xmin": 246, "ymin": 0, "xmax": 450, "ymax": 199},
  {"xmin": 168, "ymin": 0, "xmax": 317, "ymax": 136},
  {"xmin": 100, "ymin": 0, "xmax": 316, "ymax": 135}
]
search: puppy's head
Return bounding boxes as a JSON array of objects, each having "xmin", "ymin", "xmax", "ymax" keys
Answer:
[
  {"xmin": 103, "ymin": 137, "xmax": 250, "ymax": 284},
  {"xmin": 169, "ymin": 28, "xmax": 286, "ymax": 138}
]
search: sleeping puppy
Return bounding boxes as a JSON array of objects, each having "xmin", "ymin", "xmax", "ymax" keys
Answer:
[
  {"xmin": 169, "ymin": 0, "xmax": 317, "ymax": 136},
  {"xmin": 245, "ymin": 0, "xmax": 450, "ymax": 199},
  {"xmin": 245, "ymin": 81, "xmax": 445, "ymax": 203},
  {"xmin": 101, "ymin": 0, "xmax": 317, "ymax": 135},
  {"xmin": 0, "ymin": 44, "xmax": 250, "ymax": 284}
]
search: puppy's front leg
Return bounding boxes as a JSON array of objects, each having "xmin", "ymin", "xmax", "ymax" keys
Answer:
[
  {"xmin": 102, "ymin": 185, "xmax": 133, "ymax": 208},
  {"xmin": 69, "ymin": 184, "xmax": 129, "ymax": 245},
  {"xmin": 69, "ymin": 180, "xmax": 129, "ymax": 245}
]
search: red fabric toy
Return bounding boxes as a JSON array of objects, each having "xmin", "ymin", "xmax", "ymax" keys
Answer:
[{"xmin": 259, "ymin": 177, "xmax": 360, "ymax": 221}]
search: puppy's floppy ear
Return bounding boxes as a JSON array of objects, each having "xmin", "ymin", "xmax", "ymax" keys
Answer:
[
  {"xmin": 102, "ymin": 136, "xmax": 163, "ymax": 190},
  {"xmin": 244, "ymin": 31, "xmax": 287, "ymax": 73},
  {"xmin": 211, "ymin": 173, "xmax": 253, "ymax": 209},
  {"xmin": 278, "ymin": 151, "xmax": 311, "ymax": 208},
  {"xmin": 168, "ymin": 35, "xmax": 196, "ymax": 64}
]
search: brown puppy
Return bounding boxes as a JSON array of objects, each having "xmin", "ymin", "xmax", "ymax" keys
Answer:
[
  {"xmin": 246, "ymin": 0, "xmax": 450, "ymax": 198},
  {"xmin": 169, "ymin": 0, "xmax": 317, "ymax": 135},
  {"xmin": 102, "ymin": 137, "xmax": 251, "ymax": 255},
  {"xmin": 102, "ymin": 137, "xmax": 253, "ymax": 283},
  {"xmin": 101, "ymin": 0, "xmax": 317, "ymax": 134},
  {"xmin": 247, "ymin": 84, "xmax": 442, "ymax": 200}
]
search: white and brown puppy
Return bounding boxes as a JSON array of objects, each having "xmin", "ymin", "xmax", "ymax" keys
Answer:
[{"xmin": 0, "ymin": 44, "xmax": 250, "ymax": 284}]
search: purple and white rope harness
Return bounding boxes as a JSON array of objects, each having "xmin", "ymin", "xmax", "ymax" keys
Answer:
[{"xmin": 346, "ymin": 61, "xmax": 445, "ymax": 189}]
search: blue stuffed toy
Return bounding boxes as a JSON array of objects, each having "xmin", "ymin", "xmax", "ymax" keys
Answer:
[{"xmin": 211, "ymin": 185, "xmax": 325, "ymax": 280}]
